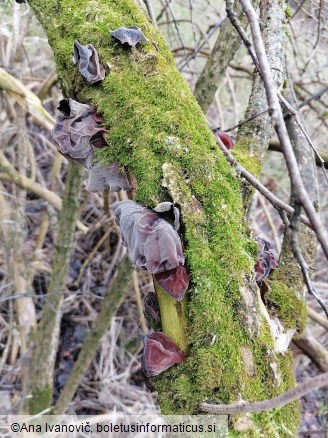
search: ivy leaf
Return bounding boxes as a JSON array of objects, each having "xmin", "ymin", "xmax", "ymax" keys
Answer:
[
  {"xmin": 142, "ymin": 332, "xmax": 185, "ymax": 377},
  {"xmin": 112, "ymin": 200, "xmax": 185, "ymax": 275},
  {"xmin": 73, "ymin": 40, "xmax": 105, "ymax": 84},
  {"xmin": 110, "ymin": 26, "xmax": 148, "ymax": 47},
  {"xmin": 86, "ymin": 163, "xmax": 130, "ymax": 192}
]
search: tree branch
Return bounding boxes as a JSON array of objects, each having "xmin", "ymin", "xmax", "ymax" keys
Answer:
[{"xmin": 199, "ymin": 372, "xmax": 328, "ymax": 414}]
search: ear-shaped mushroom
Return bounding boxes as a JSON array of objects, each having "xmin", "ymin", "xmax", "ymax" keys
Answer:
[
  {"xmin": 214, "ymin": 130, "xmax": 236, "ymax": 150},
  {"xmin": 142, "ymin": 332, "xmax": 185, "ymax": 377},
  {"xmin": 51, "ymin": 98, "xmax": 107, "ymax": 168},
  {"xmin": 154, "ymin": 266, "xmax": 189, "ymax": 302},
  {"xmin": 73, "ymin": 40, "xmax": 105, "ymax": 84},
  {"xmin": 112, "ymin": 200, "xmax": 185, "ymax": 274},
  {"xmin": 144, "ymin": 292, "xmax": 160, "ymax": 324},
  {"xmin": 110, "ymin": 26, "xmax": 148, "ymax": 47},
  {"xmin": 86, "ymin": 163, "xmax": 131, "ymax": 192},
  {"xmin": 255, "ymin": 237, "xmax": 279, "ymax": 283}
]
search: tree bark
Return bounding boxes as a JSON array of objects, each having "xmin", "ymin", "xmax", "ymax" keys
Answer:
[{"xmin": 26, "ymin": 0, "xmax": 305, "ymax": 434}]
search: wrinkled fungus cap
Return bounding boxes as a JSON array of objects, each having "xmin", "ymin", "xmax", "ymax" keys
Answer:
[
  {"xmin": 73, "ymin": 40, "xmax": 105, "ymax": 84},
  {"xmin": 112, "ymin": 201, "xmax": 185, "ymax": 274},
  {"xmin": 154, "ymin": 266, "xmax": 189, "ymax": 301},
  {"xmin": 142, "ymin": 332, "xmax": 185, "ymax": 377}
]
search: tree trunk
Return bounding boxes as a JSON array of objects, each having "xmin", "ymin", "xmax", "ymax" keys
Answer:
[{"xmin": 27, "ymin": 0, "xmax": 305, "ymax": 434}]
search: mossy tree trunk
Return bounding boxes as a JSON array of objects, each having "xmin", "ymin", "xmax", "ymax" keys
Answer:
[{"xmin": 27, "ymin": 0, "xmax": 305, "ymax": 435}]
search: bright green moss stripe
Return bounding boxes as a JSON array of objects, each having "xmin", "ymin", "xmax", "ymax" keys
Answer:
[{"xmin": 28, "ymin": 0, "xmax": 301, "ymax": 434}]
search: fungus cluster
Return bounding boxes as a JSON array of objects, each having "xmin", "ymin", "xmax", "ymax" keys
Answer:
[
  {"xmin": 112, "ymin": 200, "xmax": 189, "ymax": 375},
  {"xmin": 254, "ymin": 237, "xmax": 279, "ymax": 283},
  {"xmin": 112, "ymin": 200, "xmax": 189, "ymax": 301},
  {"xmin": 51, "ymin": 35, "xmax": 186, "ymax": 378},
  {"xmin": 52, "ymin": 98, "xmax": 130, "ymax": 193}
]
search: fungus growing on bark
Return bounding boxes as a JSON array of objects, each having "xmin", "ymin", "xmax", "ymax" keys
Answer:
[
  {"xmin": 52, "ymin": 99, "xmax": 130, "ymax": 192},
  {"xmin": 51, "ymin": 98, "xmax": 106, "ymax": 167},
  {"xmin": 213, "ymin": 130, "xmax": 236, "ymax": 150},
  {"xmin": 87, "ymin": 163, "xmax": 131, "ymax": 192},
  {"xmin": 255, "ymin": 237, "xmax": 279, "ymax": 283},
  {"xmin": 144, "ymin": 292, "xmax": 160, "ymax": 325},
  {"xmin": 154, "ymin": 266, "xmax": 189, "ymax": 302},
  {"xmin": 112, "ymin": 200, "xmax": 189, "ymax": 300},
  {"xmin": 110, "ymin": 26, "xmax": 148, "ymax": 47},
  {"xmin": 73, "ymin": 40, "xmax": 105, "ymax": 84},
  {"xmin": 112, "ymin": 200, "xmax": 184, "ymax": 273},
  {"xmin": 142, "ymin": 332, "xmax": 185, "ymax": 377}
]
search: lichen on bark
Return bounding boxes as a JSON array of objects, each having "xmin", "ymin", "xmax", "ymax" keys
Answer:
[{"xmin": 27, "ymin": 0, "xmax": 302, "ymax": 434}]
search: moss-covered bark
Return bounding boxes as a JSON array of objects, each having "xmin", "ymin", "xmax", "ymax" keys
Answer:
[{"xmin": 27, "ymin": 0, "xmax": 303, "ymax": 434}]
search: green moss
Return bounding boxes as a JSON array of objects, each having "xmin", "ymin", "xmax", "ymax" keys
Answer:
[
  {"xmin": 28, "ymin": 384, "xmax": 53, "ymax": 414},
  {"xmin": 285, "ymin": 5, "xmax": 292, "ymax": 19},
  {"xmin": 266, "ymin": 281, "xmax": 307, "ymax": 331},
  {"xmin": 28, "ymin": 0, "xmax": 303, "ymax": 434}
]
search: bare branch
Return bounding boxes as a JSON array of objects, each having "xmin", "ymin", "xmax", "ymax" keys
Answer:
[
  {"xmin": 199, "ymin": 371, "xmax": 328, "ymax": 414},
  {"xmin": 239, "ymin": 0, "xmax": 328, "ymax": 262},
  {"xmin": 215, "ymin": 137, "xmax": 311, "ymax": 228}
]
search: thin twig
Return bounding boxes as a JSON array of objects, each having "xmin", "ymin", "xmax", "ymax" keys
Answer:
[
  {"xmin": 239, "ymin": 0, "xmax": 328, "ymax": 262},
  {"xmin": 278, "ymin": 91, "xmax": 328, "ymax": 183},
  {"xmin": 215, "ymin": 137, "xmax": 311, "ymax": 228},
  {"xmin": 225, "ymin": 0, "xmax": 259, "ymax": 72},
  {"xmin": 289, "ymin": 203, "xmax": 328, "ymax": 318},
  {"xmin": 199, "ymin": 371, "xmax": 328, "ymax": 414},
  {"xmin": 144, "ymin": 0, "xmax": 158, "ymax": 27},
  {"xmin": 307, "ymin": 306, "xmax": 328, "ymax": 331},
  {"xmin": 133, "ymin": 270, "xmax": 148, "ymax": 335},
  {"xmin": 294, "ymin": 329, "xmax": 328, "ymax": 372},
  {"xmin": 223, "ymin": 108, "xmax": 268, "ymax": 132},
  {"xmin": 297, "ymin": 85, "xmax": 328, "ymax": 110}
]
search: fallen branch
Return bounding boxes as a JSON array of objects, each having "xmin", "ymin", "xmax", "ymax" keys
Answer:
[{"xmin": 199, "ymin": 371, "xmax": 328, "ymax": 414}]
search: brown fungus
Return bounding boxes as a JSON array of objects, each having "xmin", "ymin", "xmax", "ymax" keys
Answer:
[
  {"xmin": 73, "ymin": 40, "xmax": 105, "ymax": 84},
  {"xmin": 86, "ymin": 163, "xmax": 130, "ymax": 192},
  {"xmin": 254, "ymin": 237, "xmax": 279, "ymax": 283},
  {"xmin": 51, "ymin": 98, "xmax": 106, "ymax": 168},
  {"xmin": 110, "ymin": 26, "xmax": 148, "ymax": 47},
  {"xmin": 213, "ymin": 129, "xmax": 236, "ymax": 150},
  {"xmin": 51, "ymin": 99, "xmax": 130, "ymax": 193},
  {"xmin": 112, "ymin": 200, "xmax": 185, "ymax": 274},
  {"xmin": 142, "ymin": 332, "xmax": 185, "ymax": 377},
  {"xmin": 154, "ymin": 265, "xmax": 189, "ymax": 302}
]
